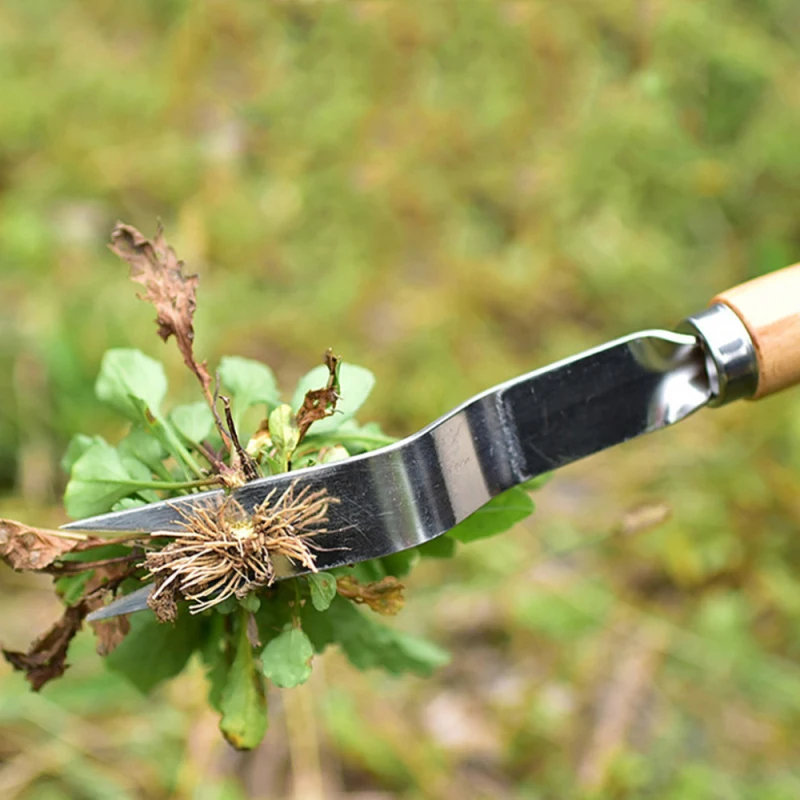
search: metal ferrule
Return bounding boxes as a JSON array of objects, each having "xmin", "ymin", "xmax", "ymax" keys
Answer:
[{"xmin": 680, "ymin": 303, "xmax": 759, "ymax": 406}]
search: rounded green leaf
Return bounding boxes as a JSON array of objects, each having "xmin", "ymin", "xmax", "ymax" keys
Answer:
[
  {"xmin": 118, "ymin": 427, "xmax": 168, "ymax": 473},
  {"xmin": 61, "ymin": 433, "xmax": 103, "ymax": 475},
  {"xmin": 220, "ymin": 356, "xmax": 279, "ymax": 411},
  {"xmin": 261, "ymin": 627, "xmax": 314, "ymax": 688},
  {"xmin": 169, "ymin": 402, "xmax": 215, "ymax": 443},
  {"xmin": 64, "ymin": 439, "xmax": 138, "ymax": 519},
  {"xmin": 301, "ymin": 596, "xmax": 449, "ymax": 677},
  {"xmin": 447, "ymin": 487, "xmax": 535, "ymax": 544},
  {"xmin": 417, "ymin": 536, "xmax": 457, "ymax": 559},
  {"xmin": 308, "ymin": 572, "xmax": 337, "ymax": 611},
  {"xmin": 95, "ymin": 348, "xmax": 168, "ymax": 421},
  {"xmin": 106, "ymin": 609, "xmax": 206, "ymax": 694},
  {"xmin": 240, "ymin": 594, "xmax": 261, "ymax": 613}
]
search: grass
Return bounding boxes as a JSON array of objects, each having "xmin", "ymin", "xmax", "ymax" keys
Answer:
[{"xmin": 2, "ymin": 0, "xmax": 800, "ymax": 797}]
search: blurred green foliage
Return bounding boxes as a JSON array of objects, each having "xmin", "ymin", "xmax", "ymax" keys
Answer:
[{"xmin": 2, "ymin": 0, "xmax": 800, "ymax": 797}]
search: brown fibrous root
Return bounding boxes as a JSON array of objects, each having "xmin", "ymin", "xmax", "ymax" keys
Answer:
[{"xmin": 144, "ymin": 483, "xmax": 338, "ymax": 619}]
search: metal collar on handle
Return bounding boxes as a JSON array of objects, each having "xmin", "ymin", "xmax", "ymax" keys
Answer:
[{"xmin": 680, "ymin": 303, "xmax": 759, "ymax": 406}]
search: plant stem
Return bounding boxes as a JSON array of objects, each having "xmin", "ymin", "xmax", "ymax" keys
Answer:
[
  {"xmin": 150, "ymin": 459, "xmax": 175, "ymax": 483},
  {"xmin": 209, "ymin": 372, "xmax": 234, "ymax": 452},
  {"xmin": 90, "ymin": 476, "xmax": 221, "ymax": 491},
  {"xmin": 222, "ymin": 395, "xmax": 259, "ymax": 480},
  {"xmin": 160, "ymin": 422, "xmax": 207, "ymax": 480}
]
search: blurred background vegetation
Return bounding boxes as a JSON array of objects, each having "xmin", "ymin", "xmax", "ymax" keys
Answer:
[{"xmin": 2, "ymin": 0, "xmax": 800, "ymax": 797}]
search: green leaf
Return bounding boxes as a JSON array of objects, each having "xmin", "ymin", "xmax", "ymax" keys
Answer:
[
  {"xmin": 344, "ymin": 561, "xmax": 382, "ymax": 583},
  {"xmin": 105, "ymin": 609, "xmax": 206, "ymax": 694},
  {"xmin": 447, "ymin": 487, "xmax": 535, "ymax": 544},
  {"xmin": 302, "ymin": 596, "xmax": 449, "ymax": 677},
  {"xmin": 219, "ymin": 612, "xmax": 269, "ymax": 750},
  {"xmin": 347, "ymin": 549, "xmax": 418, "ymax": 583},
  {"xmin": 269, "ymin": 404, "xmax": 300, "ymax": 468},
  {"xmin": 215, "ymin": 597, "xmax": 239, "ymax": 616},
  {"xmin": 520, "ymin": 472, "xmax": 553, "ymax": 492},
  {"xmin": 253, "ymin": 585, "xmax": 294, "ymax": 641},
  {"xmin": 94, "ymin": 348, "xmax": 168, "ymax": 421},
  {"xmin": 219, "ymin": 356, "xmax": 279, "ymax": 413},
  {"xmin": 239, "ymin": 594, "xmax": 261, "ymax": 614},
  {"xmin": 111, "ymin": 497, "xmax": 147, "ymax": 512},
  {"xmin": 380, "ymin": 550, "xmax": 419, "ymax": 578},
  {"xmin": 127, "ymin": 396, "xmax": 204, "ymax": 480},
  {"xmin": 308, "ymin": 572, "xmax": 337, "ymax": 611},
  {"xmin": 169, "ymin": 402, "xmax": 215, "ymax": 444},
  {"xmin": 289, "ymin": 453, "xmax": 318, "ymax": 471},
  {"xmin": 200, "ymin": 615, "xmax": 228, "ymax": 712},
  {"xmin": 291, "ymin": 363, "xmax": 376, "ymax": 435},
  {"xmin": 261, "ymin": 627, "xmax": 314, "ymax": 688},
  {"xmin": 59, "ymin": 543, "xmax": 131, "ymax": 564},
  {"xmin": 119, "ymin": 451, "xmax": 154, "ymax": 485},
  {"xmin": 118, "ymin": 427, "xmax": 168, "ymax": 476},
  {"xmin": 61, "ymin": 434, "xmax": 103, "ymax": 475},
  {"xmin": 64, "ymin": 439, "xmax": 139, "ymax": 518},
  {"xmin": 417, "ymin": 536, "xmax": 457, "ymax": 559}
]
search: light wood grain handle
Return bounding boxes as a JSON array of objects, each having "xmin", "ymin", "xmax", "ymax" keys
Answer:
[{"xmin": 712, "ymin": 264, "xmax": 800, "ymax": 399}]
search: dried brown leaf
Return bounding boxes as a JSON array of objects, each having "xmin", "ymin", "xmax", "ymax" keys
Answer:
[
  {"xmin": 336, "ymin": 575, "xmax": 405, "ymax": 616},
  {"xmin": 296, "ymin": 349, "xmax": 341, "ymax": 441},
  {"xmin": 0, "ymin": 518, "xmax": 88, "ymax": 571},
  {"xmin": 85, "ymin": 565, "xmax": 133, "ymax": 656},
  {"xmin": 3, "ymin": 605, "xmax": 85, "ymax": 690},
  {"xmin": 2, "ymin": 562, "xmax": 135, "ymax": 689},
  {"xmin": 91, "ymin": 614, "xmax": 131, "ymax": 657},
  {"xmin": 245, "ymin": 419, "xmax": 271, "ymax": 459},
  {"xmin": 246, "ymin": 613, "xmax": 261, "ymax": 648},
  {"xmin": 109, "ymin": 222, "xmax": 213, "ymax": 407}
]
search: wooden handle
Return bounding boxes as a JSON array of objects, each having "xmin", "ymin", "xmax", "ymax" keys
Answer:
[{"xmin": 712, "ymin": 263, "xmax": 800, "ymax": 399}]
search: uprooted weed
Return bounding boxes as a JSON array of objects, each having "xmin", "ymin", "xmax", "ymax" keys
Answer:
[
  {"xmin": 0, "ymin": 221, "xmax": 534, "ymax": 749},
  {"xmin": 146, "ymin": 484, "xmax": 338, "ymax": 620}
]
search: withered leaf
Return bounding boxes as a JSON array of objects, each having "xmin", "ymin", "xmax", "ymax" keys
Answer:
[
  {"xmin": 245, "ymin": 418, "xmax": 271, "ymax": 460},
  {"xmin": 296, "ymin": 349, "xmax": 341, "ymax": 442},
  {"xmin": 109, "ymin": 222, "xmax": 212, "ymax": 402},
  {"xmin": 3, "ymin": 562, "xmax": 134, "ymax": 689},
  {"xmin": 91, "ymin": 615, "xmax": 131, "ymax": 657},
  {"xmin": 0, "ymin": 518, "xmax": 89, "ymax": 571},
  {"xmin": 336, "ymin": 575, "xmax": 405, "ymax": 616},
  {"xmin": 85, "ymin": 564, "xmax": 133, "ymax": 656},
  {"xmin": 3, "ymin": 605, "xmax": 85, "ymax": 690},
  {"xmin": 246, "ymin": 612, "xmax": 261, "ymax": 649}
]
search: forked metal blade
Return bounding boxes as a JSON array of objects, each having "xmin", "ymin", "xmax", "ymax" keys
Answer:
[{"xmin": 73, "ymin": 330, "xmax": 710, "ymax": 621}]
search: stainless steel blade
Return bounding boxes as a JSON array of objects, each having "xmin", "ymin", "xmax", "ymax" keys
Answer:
[{"xmin": 68, "ymin": 331, "xmax": 708, "ymax": 567}]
